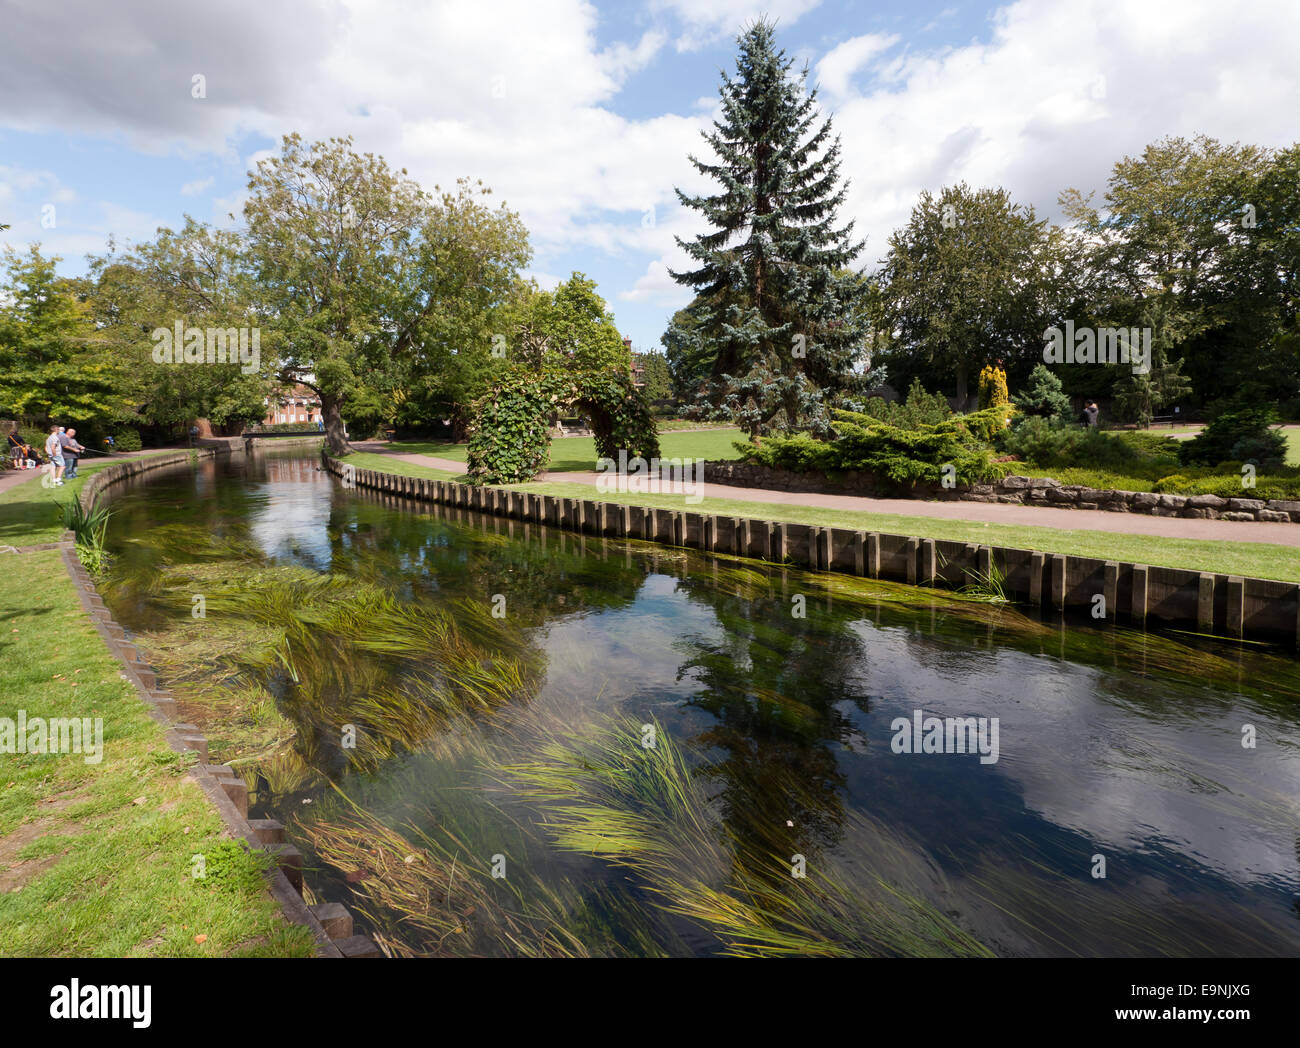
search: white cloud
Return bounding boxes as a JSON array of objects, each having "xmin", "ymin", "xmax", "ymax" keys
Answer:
[
  {"xmin": 629, "ymin": 0, "xmax": 1300, "ymax": 318},
  {"xmin": 3, "ymin": 0, "xmax": 1298, "ymax": 338},
  {"xmin": 649, "ymin": 0, "xmax": 823, "ymax": 51},
  {"xmin": 814, "ymin": 33, "xmax": 899, "ymax": 100},
  {"xmin": 180, "ymin": 176, "xmax": 214, "ymax": 196},
  {"xmin": 620, "ymin": 258, "xmax": 691, "ymax": 307}
]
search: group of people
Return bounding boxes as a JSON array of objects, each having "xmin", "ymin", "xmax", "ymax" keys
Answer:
[{"xmin": 7, "ymin": 425, "xmax": 88, "ymax": 485}]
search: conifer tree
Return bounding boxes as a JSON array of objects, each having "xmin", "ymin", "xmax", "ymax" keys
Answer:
[{"xmin": 667, "ymin": 19, "xmax": 871, "ymax": 437}]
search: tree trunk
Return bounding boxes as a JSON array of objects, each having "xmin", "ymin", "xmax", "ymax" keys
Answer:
[
  {"xmin": 322, "ymin": 394, "xmax": 350, "ymax": 455},
  {"xmin": 955, "ymin": 364, "xmax": 969, "ymax": 412}
]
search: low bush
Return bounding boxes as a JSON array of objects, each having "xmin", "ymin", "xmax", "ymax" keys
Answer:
[
  {"xmin": 995, "ymin": 416, "xmax": 1141, "ymax": 471},
  {"xmin": 858, "ymin": 379, "xmax": 953, "ymax": 429},
  {"xmin": 741, "ymin": 405, "xmax": 1011, "ymax": 489},
  {"xmin": 1011, "ymin": 364, "xmax": 1072, "ymax": 423},
  {"xmin": 1178, "ymin": 403, "xmax": 1287, "ymax": 469},
  {"xmin": 110, "ymin": 427, "xmax": 143, "ymax": 452}
]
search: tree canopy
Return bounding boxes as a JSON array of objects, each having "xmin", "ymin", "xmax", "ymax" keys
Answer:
[{"xmin": 667, "ymin": 18, "xmax": 872, "ymax": 437}]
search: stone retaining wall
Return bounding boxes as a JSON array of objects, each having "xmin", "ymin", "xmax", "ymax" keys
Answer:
[
  {"xmin": 699, "ymin": 460, "xmax": 1300, "ymax": 524},
  {"xmin": 325, "ymin": 450, "xmax": 1300, "ymax": 646}
]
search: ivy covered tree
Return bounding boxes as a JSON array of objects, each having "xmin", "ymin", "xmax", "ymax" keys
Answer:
[{"xmin": 667, "ymin": 19, "xmax": 871, "ymax": 438}]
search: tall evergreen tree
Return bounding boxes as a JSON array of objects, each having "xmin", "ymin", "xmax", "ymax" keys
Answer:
[{"xmin": 667, "ymin": 19, "xmax": 870, "ymax": 437}]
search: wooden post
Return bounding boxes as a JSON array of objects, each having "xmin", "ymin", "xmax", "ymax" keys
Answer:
[
  {"xmin": 1226, "ymin": 576, "xmax": 1245, "ymax": 638},
  {"xmin": 1104, "ymin": 561, "xmax": 1119, "ymax": 622},
  {"xmin": 1050, "ymin": 554, "xmax": 1067, "ymax": 610},
  {"xmin": 1131, "ymin": 564, "xmax": 1148, "ymax": 626},
  {"xmin": 1029, "ymin": 551, "xmax": 1046, "ymax": 606},
  {"xmin": 1197, "ymin": 573, "xmax": 1215, "ymax": 633}
]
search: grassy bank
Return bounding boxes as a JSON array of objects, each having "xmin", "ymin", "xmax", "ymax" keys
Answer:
[
  {"xmin": 0, "ymin": 550, "xmax": 316, "ymax": 957},
  {"xmin": 386, "ymin": 427, "xmax": 746, "ymax": 473},
  {"xmin": 515, "ymin": 478, "xmax": 1300, "ymax": 584},
  {"xmin": 0, "ymin": 453, "xmax": 182, "ymax": 547},
  {"xmin": 327, "ymin": 451, "xmax": 1300, "ymax": 584}
]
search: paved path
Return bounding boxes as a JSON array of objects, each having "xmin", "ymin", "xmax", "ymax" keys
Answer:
[
  {"xmin": 351, "ymin": 442, "xmax": 1300, "ymax": 548},
  {"xmin": 0, "ymin": 447, "xmax": 191, "ymax": 496}
]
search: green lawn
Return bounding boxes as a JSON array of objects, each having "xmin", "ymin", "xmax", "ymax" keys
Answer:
[
  {"xmin": 0, "ymin": 453, "xmax": 181, "ymax": 547},
  {"xmin": 0, "ymin": 551, "xmax": 316, "ymax": 956},
  {"xmin": 330, "ymin": 453, "xmax": 1300, "ymax": 584},
  {"xmin": 514, "ymin": 478, "xmax": 1300, "ymax": 583},
  {"xmin": 388, "ymin": 427, "xmax": 746, "ymax": 473},
  {"xmin": 342, "ymin": 451, "xmax": 463, "ymax": 481}
]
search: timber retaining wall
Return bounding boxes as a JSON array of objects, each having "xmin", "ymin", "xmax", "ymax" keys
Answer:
[{"xmin": 323, "ymin": 451, "xmax": 1300, "ymax": 646}]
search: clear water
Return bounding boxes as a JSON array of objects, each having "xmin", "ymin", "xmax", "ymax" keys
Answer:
[{"xmin": 100, "ymin": 450, "xmax": 1300, "ymax": 957}]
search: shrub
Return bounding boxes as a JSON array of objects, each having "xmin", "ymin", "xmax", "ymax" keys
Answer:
[
  {"xmin": 1178, "ymin": 402, "xmax": 1286, "ymax": 468},
  {"xmin": 1011, "ymin": 364, "xmax": 1072, "ymax": 423},
  {"xmin": 996, "ymin": 416, "xmax": 1138, "ymax": 470},
  {"xmin": 737, "ymin": 432, "xmax": 837, "ymax": 474},
  {"xmin": 743, "ymin": 409, "xmax": 1007, "ymax": 489},
  {"xmin": 977, "ymin": 365, "xmax": 1009, "ymax": 410},
  {"xmin": 957, "ymin": 403, "xmax": 1015, "ymax": 443},
  {"xmin": 832, "ymin": 412, "xmax": 1007, "ymax": 487},
  {"xmin": 1115, "ymin": 430, "xmax": 1182, "ymax": 461},
  {"xmin": 111, "ymin": 427, "xmax": 143, "ymax": 452},
  {"xmin": 859, "ymin": 379, "xmax": 952, "ymax": 429},
  {"xmin": 1228, "ymin": 433, "xmax": 1288, "ymax": 470}
]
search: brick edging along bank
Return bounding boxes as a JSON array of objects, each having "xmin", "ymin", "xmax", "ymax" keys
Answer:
[
  {"xmin": 325, "ymin": 450, "xmax": 1300, "ymax": 646},
  {"xmin": 74, "ymin": 448, "xmax": 381, "ymax": 958},
  {"xmin": 697, "ymin": 460, "xmax": 1300, "ymax": 523}
]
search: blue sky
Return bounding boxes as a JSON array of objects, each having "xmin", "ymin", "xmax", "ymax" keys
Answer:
[{"xmin": 2, "ymin": 0, "xmax": 1297, "ymax": 354}]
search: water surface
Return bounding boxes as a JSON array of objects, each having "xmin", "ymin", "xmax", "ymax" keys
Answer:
[{"xmin": 100, "ymin": 450, "xmax": 1300, "ymax": 957}]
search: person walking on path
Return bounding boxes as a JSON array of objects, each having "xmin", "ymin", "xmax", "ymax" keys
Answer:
[
  {"xmin": 44, "ymin": 425, "xmax": 65, "ymax": 485},
  {"xmin": 63, "ymin": 428, "xmax": 86, "ymax": 477}
]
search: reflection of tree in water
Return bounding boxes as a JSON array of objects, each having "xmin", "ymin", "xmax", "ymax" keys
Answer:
[
  {"xmin": 671, "ymin": 567, "xmax": 877, "ymax": 862},
  {"xmin": 326, "ymin": 496, "xmax": 648, "ymax": 628}
]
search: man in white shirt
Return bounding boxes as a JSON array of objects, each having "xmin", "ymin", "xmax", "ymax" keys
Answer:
[{"xmin": 44, "ymin": 425, "xmax": 65, "ymax": 485}]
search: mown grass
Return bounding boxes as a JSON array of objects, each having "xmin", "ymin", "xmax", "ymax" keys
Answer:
[
  {"xmin": 326, "ymin": 453, "xmax": 1300, "ymax": 583},
  {"xmin": 0, "ymin": 453, "xmax": 177, "ymax": 547},
  {"xmin": 520, "ymin": 478, "xmax": 1300, "ymax": 582},
  {"xmin": 338, "ymin": 451, "xmax": 462, "ymax": 481},
  {"xmin": 380, "ymin": 427, "xmax": 746, "ymax": 473},
  {"xmin": 0, "ymin": 551, "xmax": 315, "ymax": 957}
]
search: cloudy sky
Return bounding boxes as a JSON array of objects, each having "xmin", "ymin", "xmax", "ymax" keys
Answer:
[{"xmin": 1, "ymin": 0, "xmax": 1297, "ymax": 351}]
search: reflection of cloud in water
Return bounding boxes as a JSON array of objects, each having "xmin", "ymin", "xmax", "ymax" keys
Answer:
[
  {"xmin": 248, "ymin": 472, "xmax": 334, "ymax": 569},
  {"xmin": 845, "ymin": 621, "xmax": 1300, "ymax": 889},
  {"xmin": 528, "ymin": 573, "xmax": 721, "ymax": 724}
]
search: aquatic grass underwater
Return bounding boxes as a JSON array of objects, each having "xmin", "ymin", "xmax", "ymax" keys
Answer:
[{"xmin": 93, "ymin": 452, "xmax": 1300, "ymax": 957}]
